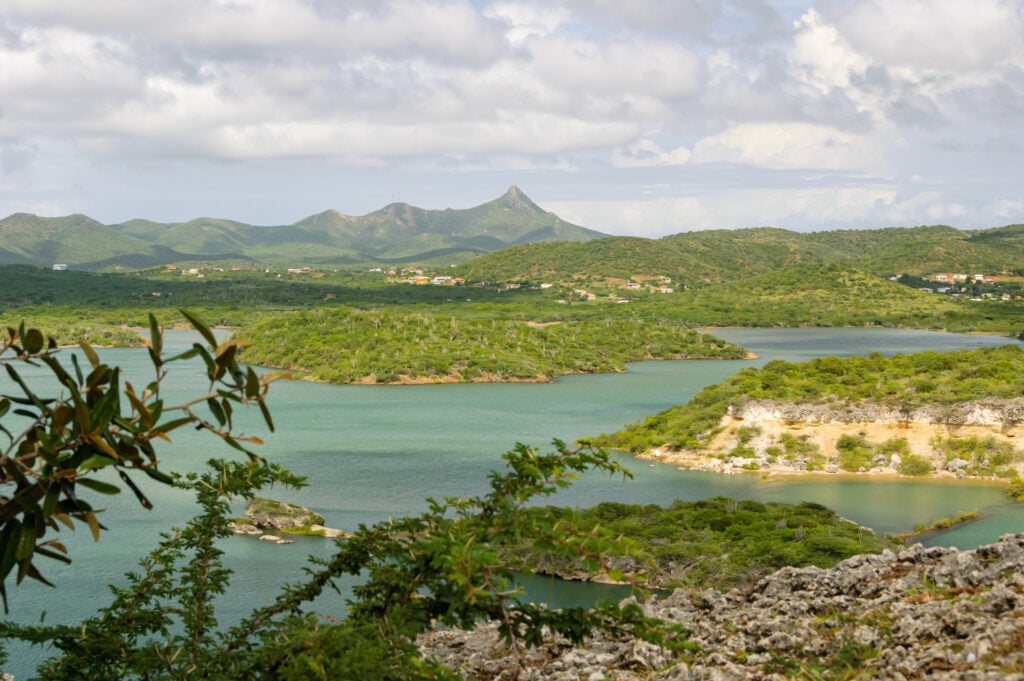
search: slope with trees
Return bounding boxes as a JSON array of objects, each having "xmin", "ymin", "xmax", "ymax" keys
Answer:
[
  {"xmin": 235, "ymin": 307, "xmax": 747, "ymax": 383},
  {"xmin": 599, "ymin": 345, "xmax": 1024, "ymax": 488}
]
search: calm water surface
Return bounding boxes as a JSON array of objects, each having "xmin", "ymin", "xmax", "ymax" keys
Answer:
[{"xmin": 4, "ymin": 327, "xmax": 1023, "ymax": 675}]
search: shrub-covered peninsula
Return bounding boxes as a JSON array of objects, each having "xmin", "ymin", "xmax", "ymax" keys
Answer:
[
  {"xmin": 599, "ymin": 345, "xmax": 1024, "ymax": 484},
  {"xmin": 236, "ymin": 307, "xmax": 746, "ymax": 383}
]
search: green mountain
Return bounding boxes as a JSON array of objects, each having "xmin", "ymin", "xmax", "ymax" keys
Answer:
[
  {"xmin": 0, "ymin": 187, "xmax": 603, "ymax": 270},
  {"xmin": 456, "ymin": 224, "xmax": 1024, "ymax": 285},
  {"xmin": 0, "ymin": 213, "xmax": 168, "ymax": 267}
]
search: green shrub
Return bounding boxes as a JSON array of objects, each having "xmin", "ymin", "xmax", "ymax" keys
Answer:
[
  {"xmin": 898, "ymin": 454, "xmax": 934, "ymax": 476},
  {"xmin": 837, "ymin": 434, "xmax": 874, "ymax": 472},
  {"xmin": 1007, "ymin": 477, "xmax": 1024, "ymax": 500}
]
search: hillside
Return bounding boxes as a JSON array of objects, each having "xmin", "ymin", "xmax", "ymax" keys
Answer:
[
  {"xmin": 600, "ymin": 344, "xmax": 1024, "ymax": 480},
  {"xmin": 454, "ymin": 224, "xmax": 1024, "ymax": 286},
  {"xmin": 235, "ymin": 307, "xmax": 747, "ymax": 384},
  {"xmin": 0, "ymin": 187, "xmax": 602, "ymax": 269},
  {"xmin": 0, "ymin": 213, "xmax": 166, "ymax": 266},
  {"xmin": 664, "ymin": 263, "xmax": 974, "ymax": 328}
]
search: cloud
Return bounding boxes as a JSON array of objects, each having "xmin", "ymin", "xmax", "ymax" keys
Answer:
[
  {"xmin": 834, "ymin": 0, "xmax": 1024, "ymax": 75},
  {"xmin": 690, "ymin": 122, "xmax": 882, "ymax": 171},
  {"xmin": 2, "ymin": 0, "xmax": 1024, "ymax": 234},
  {"xmin": 545, "ymin": 184, "xmax": 1002, "ymax": 236},
  {"xmin": 612, "ymin": 139, "xmax": 691, "ymax": 167}
]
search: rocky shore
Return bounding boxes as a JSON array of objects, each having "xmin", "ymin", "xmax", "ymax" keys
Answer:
[
  {"xmin": 420, "ymin": 533, "xmax": 1024, "ymax": 679},
  {"xmin": 640, "ymin": 398, "xmax": 1024, "ymax": 481}
]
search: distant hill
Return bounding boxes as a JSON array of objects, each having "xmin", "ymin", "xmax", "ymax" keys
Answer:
[
  {"xmin": 0, "ymin": 186, "xmax": 603, "ymax": 270},
  {"xmin": 456, "ymin": 224, "xmax": 1024, "ymax": 285}
]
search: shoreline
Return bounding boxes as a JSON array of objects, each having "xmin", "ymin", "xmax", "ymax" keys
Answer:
[{"xmin": 638, "ymin": 447, "xmax": 1014, "ymax": 486}]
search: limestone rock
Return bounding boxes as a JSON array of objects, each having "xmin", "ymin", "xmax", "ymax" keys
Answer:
[{"xmin": 419, "ymin": 533, "xmax": 1024, "ymax": 679}]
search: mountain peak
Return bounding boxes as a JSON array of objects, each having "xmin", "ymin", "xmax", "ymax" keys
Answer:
[{"xmin": 497, "ymin": 185, "xmax": 544, "ymax": 214}]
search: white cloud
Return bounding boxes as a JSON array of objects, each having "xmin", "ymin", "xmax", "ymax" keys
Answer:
[
  {"xmin": 487, "ymin": 2, "xmax": 571, "ymax": 44},
  {"xmin": 525, "ymin": 34, "xmax": 703, "ymax": 100},
  {"xmin": 835, "ymin": 0, "xmax": 1024, "ymax": 75},
  {"xmin": 790, "ymin": 8, "xmax": 869, "ymax": 95},
  {"xmin": 1, "ymin": 0, "xmax": 1024, "ymax": 234},
  {"xmin": 690, "ymin": 122, "xmax": 882, "ymax": 171},
  {"xmin": 547, "ymin": 185, "xmax": 904, "ymax": 236},
  {"xmin": 546, "ymin": 184, "xmax": 1008, "ymax": 236},
  {"xmin": 994, "ymin": 199, "xmax": 1024, "ymax": 221},
  {"xmin": 611, "ymin": 139, "xmax": 691, "ymax": 167}
]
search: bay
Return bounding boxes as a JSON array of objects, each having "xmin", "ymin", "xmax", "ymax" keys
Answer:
[{"xmin": 3, "ymin": 326, "xmax": 1023, "ymax": 676}]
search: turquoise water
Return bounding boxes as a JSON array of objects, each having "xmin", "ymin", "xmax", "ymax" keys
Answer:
[{"xmin": 3, "ymin": 327, "xmax": 1022, "ymax": 675}]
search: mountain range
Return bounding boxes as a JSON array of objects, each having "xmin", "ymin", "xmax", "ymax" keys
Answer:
[{"xmin": 0, "ymin": 186, "xmax": 604, "ymax": 270}]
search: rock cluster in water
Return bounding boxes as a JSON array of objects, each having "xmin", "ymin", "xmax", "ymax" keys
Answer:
[
  {"xmin": 228, "ymin": 497, "xmax": 349, "ymax": 542},
  {"xmin": 420, "ymin": 534, "xmax": 1024, "ymax": 679}
]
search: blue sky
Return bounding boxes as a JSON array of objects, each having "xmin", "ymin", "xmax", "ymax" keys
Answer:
[{"xmin": 2, "ymin": 0, "xmax": 1023, "ymax": 237}]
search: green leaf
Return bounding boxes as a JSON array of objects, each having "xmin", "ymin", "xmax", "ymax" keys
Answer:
[
  {"xmin": 76, "ymin": 478, "xmax": 121, "ymax": 495},
  {"xmin": 79, "ymin": 340, "xmax": 100, "ymax": 370},
  {"xmin": 179, "ymin": 309, "xmax": 218, "ymax": 348},
  {"xmin": 24, "ymin": 328, "xmax": 44, "ymax": 354},
  {"xmin": 258, "ymin": 399, "xmax": 275, "ymax": 433},
  {"xmin": 207, "ymin": 398, "xmax": 226, "ymax": 427},
  {"xmin": 245, "ymin": 366, "xmax": 260, "ymax": 398},
  {"xmin": 42, "ymin": 484, "xmax": 60, "ymax": 518},
  {"xmin": 80, "ymin": 455, "xmax": 115, "ymax": 471},
  {"xmin": 117, "ymin": 470, "xmax": 153, "ymax": 510},
  {"xmin": 15, "ymin": 523, "xmax": 36, "ymax": 561},
  {"xmin": 144, "ymin": 467, "xmax": 175, "ymax": 485}
]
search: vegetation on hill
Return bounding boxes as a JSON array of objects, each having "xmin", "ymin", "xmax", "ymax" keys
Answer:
[
  {"xmin": 455, "ymin": 223, "xmax": 1024, "ymax": 289},
  {"xmin": 236, "ymin": 307, "xmax": 746, "ymax": 383},
  {"xmin": 601, "ymin": 344, "xmax": 1024, "ymax": 454},
  {"xmin": 1, "ymin": 187, "xmax": 602, "ymax": 269},
  {"xmin": 664, "ymin": 264, "xmax": 978, "ymax": 329},
  {"xmin": 511, "ymin": 497, "xmax": 903, "ymax": 591}
]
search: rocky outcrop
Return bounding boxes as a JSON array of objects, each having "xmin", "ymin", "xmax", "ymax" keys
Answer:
[
  {"xmin": 643, "ymin": 398, "xmax": 1024, "ymax": 479},
  {"xmin": 730, "ymin": 398, "xmax": 1024, "ymax": 428},
  {"xmin": 420, "ymin": 534, "xmax": 1024, "ymax": 679},
  {"xmin": 229, "ymin": 497, "xmax": 350, "ymax": 540}
]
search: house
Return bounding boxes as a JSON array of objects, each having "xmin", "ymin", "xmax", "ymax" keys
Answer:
[{"xmin": 52, "ymin": 264, "xmax": 68, "ymax": 271}]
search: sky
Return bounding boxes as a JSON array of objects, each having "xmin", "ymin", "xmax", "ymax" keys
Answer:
[{"xmin": 1, "ymin": 0, "xmax": 1023, "ymax": 237}]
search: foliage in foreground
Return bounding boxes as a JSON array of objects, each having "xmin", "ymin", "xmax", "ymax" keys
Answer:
[
  {"xmin": 510, "ymin": 498, "xmax": 904, "ymax": 591},
  {"xmin": 0, "ymin": 311, "xmax": 281, "ymax": 609},
  {"xmin": 236, "ymin": 306, "xmax": 745, "ymax": 383},
  {"xmin": 601, "ymin": 344, "xmax": 1024, "ymax": 453},
  {"xmin": 0, "ymin": 316, "xmax": 685, "ymax": 678},
  {"xmin": 4, "ymin": 444, "xmax": 685, "ymax": 680}
]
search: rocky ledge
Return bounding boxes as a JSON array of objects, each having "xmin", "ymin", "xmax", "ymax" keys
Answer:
[
  {"xmin": 643, "ymin": 398, "xmax": 1024, "ymax": 480},
  {"xmin": 228, "ymin": 497, "xmax": 350, "ymax": 541},
  {"xmin": 420, "ymin": 534, "xmax": 1024, "ymax": 679}
]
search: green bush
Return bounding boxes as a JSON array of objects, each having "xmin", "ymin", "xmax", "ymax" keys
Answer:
[
  {"xmin": 837, "ymin": 434, "xmax": 874, "ymax": 472},
  {"xmin": 898, "ymin": 454, "xmax": 934, "ymax": 476}
]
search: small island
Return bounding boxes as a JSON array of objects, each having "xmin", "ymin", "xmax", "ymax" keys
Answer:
[{"xmin": 229, "ymin": 497, "xmax": 350, "ymax": 543}]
